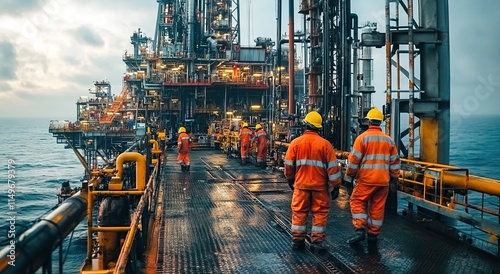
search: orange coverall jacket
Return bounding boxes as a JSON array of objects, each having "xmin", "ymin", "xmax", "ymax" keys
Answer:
[
  {"xmin": 284, "ymin": 131, "xmax": 342, "ymax": 190},
  {"xmin": 346, "ymin": 126, "xmax": 400, "ymax": 185},
  {"xmin": 255, "ymin": 128, "xmax": 268, "ymax": 161},
  {"xmin": 238, "ymin": 127, "xmax": 255, "ymax": 158},
  {"xmin": 177, "ymin": 132, "xmax": 191, "ymax": 164}
]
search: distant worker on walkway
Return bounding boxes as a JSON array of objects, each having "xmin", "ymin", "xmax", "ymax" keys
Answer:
[
  {"xmin": 346, "ymin": 107, "xmax": 400, "ymax": 244},
  {"xmin": 177, "ymin": 126, "xmax": 191, "ymax": 171},
  {"xmin": 238, "ymin": 122, "xmax": 254, "ymax": 165},
  {"xmin": 284, "ymin": 111, "xmax": 342, "ymax": 251},
  {"xmin": 254, "ymin": 124, "xmax": 268, "ymax": 169}
]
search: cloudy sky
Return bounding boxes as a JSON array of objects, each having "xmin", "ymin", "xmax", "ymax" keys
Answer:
[{"xmin": 0, "ymin": 0, "xmax": 498, "ymax": 119}]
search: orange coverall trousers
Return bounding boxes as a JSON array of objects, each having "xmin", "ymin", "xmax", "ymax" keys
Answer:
[
  {"xmin": 291, "ymin": 188, "xmax": 330, "ymax": 243},
  {"xmin": 350, "ymin": 184, "xmax": 389, "ymax": 235},
  {"xmin": 240, "ymin": 142, "xmax": 250, "ymax": 164},
  {"xmin": 177, "ymin": 152, "xmax": 190, "ymax": 165}
]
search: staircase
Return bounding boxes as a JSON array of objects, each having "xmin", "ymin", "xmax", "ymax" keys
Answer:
[{"xmin": 99, "ymin": 85, "xmax": 130, "ymax": 124}]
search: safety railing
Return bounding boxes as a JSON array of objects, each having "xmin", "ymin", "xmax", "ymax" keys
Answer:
[
  {"xmin": 80, "ymin": 156, "xmax": 160, "ymax": 273},
  {"xmin": 114, "ymin": 162, "xmax": 159, "ymax": 273},
  {"xmin": 399, "ymin": 158, "xmax": 500, "ymax": 257}
]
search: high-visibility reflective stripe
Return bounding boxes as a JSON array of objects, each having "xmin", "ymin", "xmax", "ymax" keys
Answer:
[
  {"xmin": 327, "ymin": 160, "xmax": 339, "ymax": 168},
  {"xmin": 352, "ymin": 213, "xmax": 367, "ymax": 219},
  {"xmin": 368, "ymin": 217, "xmax": 384, "ymax": 226},
  {"xmin": 351, "ymin": 149, "xmax": 363, "ymax": 159},
  {"xmin": 329, "ymin": 172, "xmax": 341, "ymax": 180},
  {"xmin": 390, "ymin": 154, "xmax": 399, "ymax": 161},
  {"xmin": 363, "ymin": 135, "xmax": 393, "ymax": 144},
  {"xmin": 390, "ymin": 164, "xmax": 401, "ymax": 170},
  {"xmin": 296, "ymin": 159, "xmax": 326, "ymax": 169},
  {"xmin": 181, "ymin": 137, "xmax": 189, "ymax": 140},
  {"xmin": 257, "ymin": 133, "xmax": 266, "ymax": 137},
  {"xmin": 363, "ymin": 154, "xmax": 391, "ymax": 161},
  {"xmin": 347, "ymin": 162, "xmax": 358, "ymax": 169},
  {"xmin": 291, "ymin": 224, "xmax": 307, "ymax": 232},
  {"xmin": 360, "ymin": 163, "xmax": 389, "ymax": 170},
  {"xmin": 284, "ymin": 159, "xmax": 294, "ymax": 166},
  {"xmin": 241, "ymin": 132, "xmax": 253, "ymax": 135},
  {"xmin": 311, "ymin": 225, "xmax": 325, "ymax": 233},
  {"xmin": 178, "ymin": 142, "xmax": 182, "ymax": 144}
]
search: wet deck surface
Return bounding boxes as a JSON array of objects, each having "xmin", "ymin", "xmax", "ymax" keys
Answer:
[{"xmin": 155, "ymin": 149, "xmax": 500, "ymax": 274}]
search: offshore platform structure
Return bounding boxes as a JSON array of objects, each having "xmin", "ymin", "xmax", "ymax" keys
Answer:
[
  {"xmin": 141, "ymin": 0, "xmax": 276, "ymax": 140},
  {"xmin": 12, "ymin": 0, "xmax": 495, "ymax": 273}
]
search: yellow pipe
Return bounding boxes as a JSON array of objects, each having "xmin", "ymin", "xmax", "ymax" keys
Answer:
[
  {"xmin": 401, "ymin": 159, "xmax": 500, "ymax": 197},
  {"xmin": 149, "ymin": 139, "xmax": 161, "ymax": 154},
  {"xmin": 442, "ymin": 173, "xmax": 500, "ymax": 197},
  {"xmin": 87, "ymin": 180, "xmax": 95, "ymax": 261},
  {"xmin": 114, "ymin": 152, "xmax": 146, "ymax": 190},
  {"xmin": 336, "ymin": 151, "xmax": 351, "ymax": 160},
  {"xmin": 420, "ymin": 117, "xmax": 438, "ymax": 163}
]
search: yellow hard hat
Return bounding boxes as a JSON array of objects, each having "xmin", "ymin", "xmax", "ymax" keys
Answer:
[
  {"xmin": 242, "ymin": 122, "xmax": 248, "ymax": 127},
  {"xmin": 303, "ymin": 111, "xmax": 322, "ymax": 129},
  {"xmin": 365, "ymin": 107, "xmax": 383, "ymax": 121},
  {"xmin": 178, "ymin": 126, "xmax": 186, "ymax": 133},
  {"xmin": 255, "ymin": 124, "xmax": 262, "ymax": 130}
]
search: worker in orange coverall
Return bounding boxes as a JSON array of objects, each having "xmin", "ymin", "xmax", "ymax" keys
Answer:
[
  {"xmin": 254, "ymin": 123, "xmax": 268, "ymax": 169},
  {"xmin": 177, "ymin": 126, "xmax": 191, "ymax": 171},
  {"xmin": 284, "ymin": 111, "xmax": 342, "ymax": 251},
  {"xmin": 238, "ymin": 122, "xmax": 254, "ymax": 165},
  {"xmin": 346, "ymin": 107, "xmax": 400, "ymax": 244}
]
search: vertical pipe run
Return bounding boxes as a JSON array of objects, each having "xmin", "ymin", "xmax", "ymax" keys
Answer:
[
  {"xmin": 351, "ymin": 13, "xmax": 359, "ymax": 143},
  {"xmin": 303, "ymin": 13, "xmax": 308, "ymax": 115},
  {"xmin": 308, "ymin": 0, "xmax": 319, "ymax": 110},
  {"xmin": 341, "ymin": 0, "xmax": 352, "ymax": 150},
  {"xmin": 321, "ymin": 0, "xmax": 328, "ymax": 117},
  {"xmin": 236, "ymin": 0, "xmax": 241, "ymax": 46},
  {"xmin": 384, "ymin": 0, "xmax": 392, "ymax": 134},
  {"xmin": 277, "ymin": 0, "xmax": 282, "ymax": 88},
  {"xmin": 288, "ymin": 0, "xmax": 295, "ymax": 116},
  {"xmin": 408, "ymin": 0, "xmax": 415, "ymax": 159},
  {"xmin": 395, "ymin": 1, "xmax": 401, "ymax": 99}
]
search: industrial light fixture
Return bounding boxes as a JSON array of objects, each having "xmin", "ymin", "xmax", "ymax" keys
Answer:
[{"xmin": 251, "ymin": 105, "xmax": 261, "ymax": 110}]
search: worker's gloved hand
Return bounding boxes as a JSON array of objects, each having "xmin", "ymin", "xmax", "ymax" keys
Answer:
[
  {"xmin": 389, "ymin": 177, "xmax": 398, "ymax": 193},
  {"xmin": 287, "ymin": 180, "xmax": 295, "ymax": 190},
  {"xmin": 331, "ymin": 186, "xmax": 340, "ymax": 200}
]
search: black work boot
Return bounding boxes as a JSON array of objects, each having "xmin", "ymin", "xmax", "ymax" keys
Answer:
[
  {"xmin": 310, "ymin": 241, "xmax": 327, "ymax": 253},
  {"xmin": 347, "ymin": 228, "xmax": 366, "ymax": 244},
  {"xmin": 291, "ymin": 240, "xmax": 305, "ymax": 251},
  {"xmin": 260, "ymin": 162, "xmax": 267, "ymax": 169},
  {"xmin": 367, "ymin": 233, "xmax": 378, "ymax": 243},
  {"xmin": 186, "ymin": 165, "xmax": 190, "ymax": 171}
]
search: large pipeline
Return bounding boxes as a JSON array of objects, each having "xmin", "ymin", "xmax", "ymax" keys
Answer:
[
  {"xmin": 402, "ymin": 159, "xmax": 500, "ymax": 197},
  {"xmin": 0, "ymin": 190, "xmax": 88, "ymax": 274},
  {"xmin": 114, "ymin": 152, "xmax": 146, "ymax": 190}
]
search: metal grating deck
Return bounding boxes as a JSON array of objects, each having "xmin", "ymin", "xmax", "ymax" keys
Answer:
[{"xmin": 154, "ymin": 150, "xmax": 500, "ymax": 274}]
